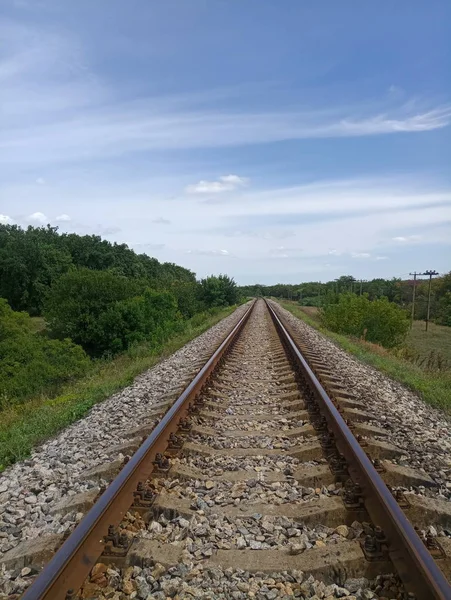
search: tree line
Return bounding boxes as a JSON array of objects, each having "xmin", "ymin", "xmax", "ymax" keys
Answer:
[
  {"xmin": 240, "ymin": 273, "xmax": 451, "ymax": 327},
  {"xmin": 0, "ymin": 225, "xmax": 240, "ymax": 407}
]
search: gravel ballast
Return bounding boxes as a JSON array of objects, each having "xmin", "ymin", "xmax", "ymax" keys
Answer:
[
  {"xmin": 0, "ymin": 304, "xmax": 250, "ymax": 563},
  {"xmin": 271, "ymin": 301, "xmax": 451, "ymax": 496}
]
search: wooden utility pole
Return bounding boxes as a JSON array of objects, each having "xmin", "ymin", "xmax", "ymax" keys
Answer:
[
  {"xmin": 422, "ymin": 270, "xmax": 439, "ymax": 331},
  {"xmin": 409, "ymin": 272, "xmax": 420, "ymax": 329}
]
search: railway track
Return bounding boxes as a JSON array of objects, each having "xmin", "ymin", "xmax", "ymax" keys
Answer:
[{"xmin": 9, "ymin": 299, "xmax": 451, "ymax": 599}]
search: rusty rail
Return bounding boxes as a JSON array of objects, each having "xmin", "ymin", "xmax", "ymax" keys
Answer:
[
  {"xmin": 266, "ymin": 299, "xmax": 451, "ymax": 600},
  {"xmin": 22, "ymin": 301, "xmax": 255, "ymax": 600}
]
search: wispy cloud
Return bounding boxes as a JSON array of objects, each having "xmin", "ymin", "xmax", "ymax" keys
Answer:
[
  {"xmin": 55, "ymin": 213, "xmax": 71, "ymax": 222},
  {"xmin": 152, "ymin": 217, "xmax": 171, "ymax": 224},
  {"xmin": 185, "ymin": 175, "xmax": 248, "ymax": 194},
  {"xmin": 392, "ymin": 235, "xmax": 422, "ymax": 243},
  {"xmin": 5, "ymin": 102, "xmax": 451, "ymax": 167},
  {"xmin": 2, "ymin": 18, "xmax": 450, "ymax": 168},
  {"xmin": 186, "ymin": 249, "xmax": 230, "ymax": 256},
  {"xmin": 2, "ymin": 57, "xmax": 451, "ymax": 168},
  {"xmin": 351, "ymin": 252, "xmax": 371, "ymax": 258}
]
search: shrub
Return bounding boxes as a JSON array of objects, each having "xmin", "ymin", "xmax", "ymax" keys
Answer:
[
  {"xmin": 199, "ymin": 275, "xmax": 240, "ymax": 308},
  {"xmin": 44, "ymin": 269, "xmax": 181, "ymax": 356},
  {"xmin": 0, "ymin": 299, "xmax": 89, "ymax": 408},
  {"xmin": 170, "ymin": 281, "xmax": 202, "ymax": 319},
  {"xmin": 321, "ymin": 293, "xmax": 409, "ymax": 348}
]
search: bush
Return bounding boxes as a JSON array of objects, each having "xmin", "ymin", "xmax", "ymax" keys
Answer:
[
  {"xmin": 321, "ymin": 293, "xmax": 409, "ymax": 348},
  {"xmin": 199, "ymin": 275, "xmax": 240, "ymax": 308},
  {"xmin": 170, "ymin": 281, "xmax": 202, "ymax": 318},
  {"xmin": 0, "ymin": 299, "xmax": 89, "ymax": 408},
  {"xmin": 44, "ymin": 269, "xmax": 181, "ymax": 356}
]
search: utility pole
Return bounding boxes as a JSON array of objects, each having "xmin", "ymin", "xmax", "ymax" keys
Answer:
[
  {"xmin": 359, "ymin": 279, "xmax": 367, "ymax": 296},
  {"xmin": 409, "ymin": 272, "xmax": 421, "ymax": 329},
  {"xmin": 422, "ymin": 270, "xmax": 439, "ymax": 332}
]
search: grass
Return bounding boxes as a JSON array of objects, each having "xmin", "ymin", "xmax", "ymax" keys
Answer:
[
  {"xmin": 0, "ymin": 305, "xmax": 238, "ymax": 471},
  {"xmin": 278, "ymin": 300, "xmax": 451, "ymax": 412},
  {"xmin": 406, "ymin": 320, "xmax": 451, "ymax": 367}
]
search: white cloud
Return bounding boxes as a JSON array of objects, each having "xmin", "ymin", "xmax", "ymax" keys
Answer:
[
  {"xmin": 351, "ymin": 252, "xmax": 371, "ymax": 258},
  {"xmin": 328, "ymin": 249, "xmax": 341, "ymax": 256},
  {"xmin": 55, "ymin": 214, "xmax": 71, "ymax": 222},
  {"xmin": 219, "ymin": 175, "xmax": 249, "ymax": 186},
  {"xmin": 186, "ymin": 249, "xmax": 230, "ymax": 256},
  {"xmin": 3, "ymin": 80, "xmax": 450, "ymax": 167},
  {"xmin": 35, "ymin": 177, "xmax": 46, "ymax": 185},
  {"xmin": 0, "ymin": 214, "xmax": 13, "ymax": 225},
  {"xmin": 28, "ymin": 211, "xmax": 48, "ymax": 223},
  {"xmin": 185, "ymin": 175, "xmax": 248, "ymax": 194},
  {"xmin": 376, "ymin": 256, "xmax": 389, "ymax": 260},
  {"xmin": 152, "ymin": 217, "xmax": 171, "ymax": 224},
  {"xmin": 218, "ymin": 176, "xmax": 451, "ymax": 218},
  {"xmin": 392, "ymin": 235, "xmax": 422, "ymax": 243}
]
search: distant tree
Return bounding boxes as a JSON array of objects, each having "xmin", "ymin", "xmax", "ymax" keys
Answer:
[
  {"xmin": 0, "ymin": 225, "xmax": 72, "ymax": 314},
  {"xmin": 0, "ymin": 225, "xmax": 197, "ymax": 316},
  {"xmin": 434, "ymin": 272, "xmax": 451, "ymax": 326}
]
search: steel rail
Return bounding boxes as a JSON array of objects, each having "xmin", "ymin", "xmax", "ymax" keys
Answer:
[
  {"xmin": 22, "ymin": 301, "xmax": 255, "ymax": 600},
  {"xmin": 266, "ymin": 299, "xmax": 451, "ymax": 600}
]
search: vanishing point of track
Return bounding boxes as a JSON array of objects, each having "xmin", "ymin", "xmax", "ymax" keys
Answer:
[{"xmin": 21, "ymin": 299, "xmax": 451, "ymax": 600}]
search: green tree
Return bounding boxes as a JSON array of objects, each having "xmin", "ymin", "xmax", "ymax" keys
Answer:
[
  {"xmin": 0, "ymin": 299, "xmax": 89, "ymax": 407},
  {"xmin": 44, "ymin": 269, "xmax": 144, "ymax": 355},
  {"xmin": 199, "ymin": 275, "xmax": 239, "ymax": 308},
  {"xmin": 44, "ymin": 269, "xmax": 181, "ymax": 356},
  {"xmin": 170, "ymin": 281, "xmax": 201, "ymax": 318},
  {"xmin": 0, "ymin": 225, "xmax": 72, "ymax": 314},
  {"xmin": 435, "ymin": 272, "xmax": 451, "ymax": 326},
  {"xmin": 0, "ymin": 225, "xmax": 197, "ymax": 316}
]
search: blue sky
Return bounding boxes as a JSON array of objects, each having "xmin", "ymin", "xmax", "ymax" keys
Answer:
[{"xmin": 1, "ymin": 0, "xmax": 450, "ymax": 284}]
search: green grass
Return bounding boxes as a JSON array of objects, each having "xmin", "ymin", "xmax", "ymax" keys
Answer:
[
  {"xmin": 406, "ymin": 320, "xmax": 451, "ymax": 367},
  {"xmin": 278, "ymin": 300, "xmax": 451, "ymax": 412},
  {"xmin": 0, "ymin": 306, "xmax": 238, "ymax": 471}
]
